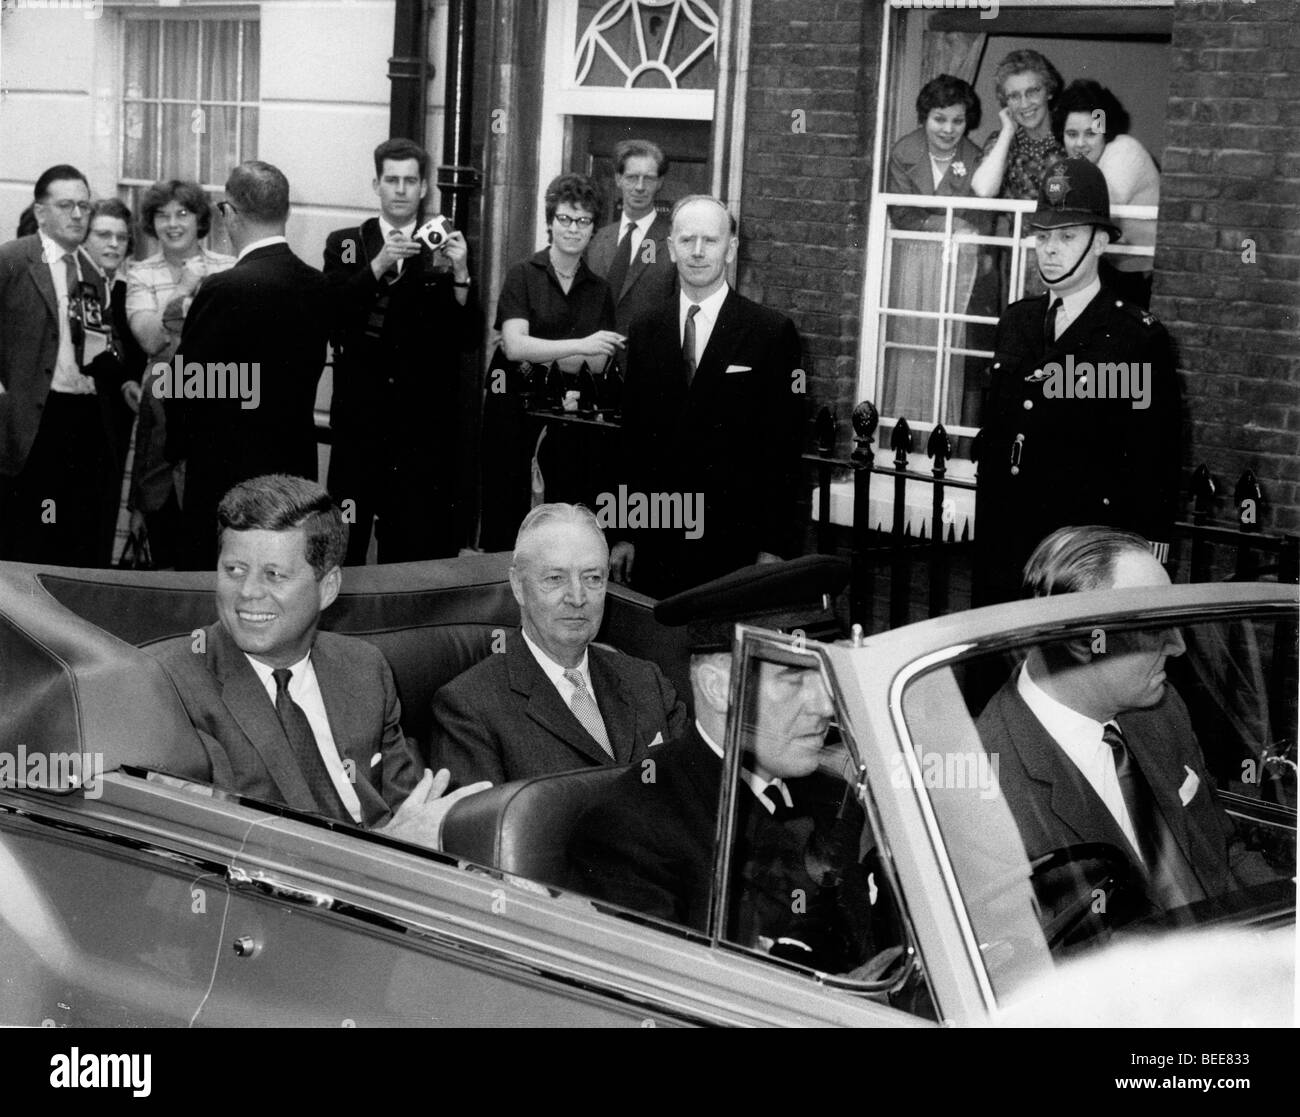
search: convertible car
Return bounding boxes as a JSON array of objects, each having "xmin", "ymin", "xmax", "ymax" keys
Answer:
[{"xmin": 0, "ymin": 556, "xmax": 1294, "ymax": 1027}]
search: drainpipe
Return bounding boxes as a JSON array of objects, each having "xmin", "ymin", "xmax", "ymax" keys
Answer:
[
  {"xmin": 388, "ymin": 0, "xmax": 428, "ymax": 142},
  {"xmin": 437, "ymin": 0, "xmax": 480, "ymax": 226}
]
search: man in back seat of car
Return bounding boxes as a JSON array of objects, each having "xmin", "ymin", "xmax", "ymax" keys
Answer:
[
  {"xmin": 430, "ymin": 502, "xmax": 688, "ymax": 787},
  {"xmin": 148, "ymin": 473, "xmax": 489, "ymax": 848}
]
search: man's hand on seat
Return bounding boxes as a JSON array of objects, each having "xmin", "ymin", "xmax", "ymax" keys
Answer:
[
  {"xmin": 609, "ymin": 541, "xmax": 635, "ymax": 584},
  {"xmin": 378, "ymin": 767, "xmax": 491, "ymax": 850}
]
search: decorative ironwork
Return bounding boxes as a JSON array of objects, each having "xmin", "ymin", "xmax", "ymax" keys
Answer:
[{"xmin": 574, "ymin": 0, "xmax": 718, "ymax": 90}]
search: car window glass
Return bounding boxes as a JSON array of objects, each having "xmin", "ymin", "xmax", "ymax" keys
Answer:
[
  {"xmin": 900, "ymin": 610, "xmax": 1297, "ymax": 1006},
  {"xmin": 717, "ymin": 640, "xmax": 935, "ymax": 1019}
]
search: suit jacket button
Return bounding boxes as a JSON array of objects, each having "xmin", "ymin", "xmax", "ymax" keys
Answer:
[
  {"xmin": 1010, "ymin": 465, "xmax": 1020, "ymax": 476},
  {"xmin": 1023, "ymin": 399, "xmax": 1033, "ymax": 410},
  {"xmin": 1102, "ymin": 497, "xmax": 1110, "ymax": 506}
]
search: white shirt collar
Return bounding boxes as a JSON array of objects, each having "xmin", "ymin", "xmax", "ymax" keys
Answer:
[
  {"xmin": 622, "ymin": 210, "xmax": 656, "ymax": 237},
  {"xmin": 681, "ymin": 282, "xmax": 729, "ymax": 319},
  {"xmin": 243, "ymin": 649, "xmax": 312, "ymax": 689},
  {"xmin": 378, "ymin": 216, "xmax": 417, "ymax": 240},
  {"xmin": 1054, "ymin": 276, "xmax": 1102, "ymax": 332},
  {"xmin": 520, "ymin": 627, "xmax": 591, "ymax": 692},
  {"xmin": 39, "ymin": 230, "xmax": 80, "ymax": 267},
  {"xmin": 694, "ymin": 719, "xmax": 793, "ymax": 814},
  {"xmin": 236, "ymin": 234, "xmax": 287, "ymax": 262}
]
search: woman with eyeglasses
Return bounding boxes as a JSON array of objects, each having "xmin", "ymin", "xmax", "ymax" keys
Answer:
[
  {"xmin": 971, "ymin": 49, "xmax": 1067, "ymax": 203},
  {"xmin": 484, "ymin": 174, "xmax": 621, "ymax": 547},
  {"xmin": 124, "ymin": 180, "xmax": 235, "ymax": 568}
]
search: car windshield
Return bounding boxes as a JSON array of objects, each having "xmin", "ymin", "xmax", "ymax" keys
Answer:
[{"xmin": 895, "ymin": 607, "xmax": 1297, "ymax": 1005}]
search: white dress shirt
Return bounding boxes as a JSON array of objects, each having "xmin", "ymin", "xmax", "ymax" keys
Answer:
[
  {"xmin": 236, "ymin": 234, "xmax": 288, "ymax": 262},
  {"xmin": 40, "ymin": 231, "xmax": 95, "ymax": 395},
  {"xmin": 1016, "ymin": 661, "xmax": 1140, "ymax": 857},
  {"xmin": 679, "ymin": 283, "xmax": 730, "ymax": 368},
  {"xmin": 1050, "ymin": 276, "xmax": 1101, "ymax": 339},
  {"xmin": 695, "ymin": 720, "xmax": 794, "ymax": 814},
  {"xmin": 244, "ymin": 651, "xmax": 363, "ymax": 823},
  {"xmin": 521, "ymin": 628, "xmax": 596, "ymax": 707},
  {"xmin": 618, "ymin": 210, "xmax": 657, "ymax": 264}
]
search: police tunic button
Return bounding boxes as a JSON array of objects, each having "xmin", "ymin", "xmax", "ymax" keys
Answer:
[
  {"xmin": 1010, "ymin": 466, "xmax": 1020, "ymax": 476},
  {"xmin": 1102, "ymin": 497, "xmax": 1110, "ymax": 506},
  {"xmin": 1115, "ymin": 300, "xmax": 1123, "ymax": 307},
  {"xmin": 1023, "ymin": 399, "xmax": 1033, "ymax": 410}
]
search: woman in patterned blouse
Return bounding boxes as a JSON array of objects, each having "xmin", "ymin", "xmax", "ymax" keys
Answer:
[{"xmin": 971, "ymin": 49, "xmax": 1067, "ymax": 202}]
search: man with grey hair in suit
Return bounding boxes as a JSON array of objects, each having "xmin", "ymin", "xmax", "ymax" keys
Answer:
[{"xmin": 430, "ymin": 502, "xmax": 688, "ymax": 788}]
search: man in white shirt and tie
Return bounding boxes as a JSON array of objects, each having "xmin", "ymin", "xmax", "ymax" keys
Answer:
[
  {"xmin": 976, "ymin": 524, "xmax": 1237, "ymax": 916},
  {"xmin": 0, "ymin": 165, "xmax": 121, "ymax": 566},
  {"xmin": 148, "ymin": 473, "xmax": 488, "ymax": 848},
  {"xmin": 585, "ymin": 139, "xmax": 677, "ymax": 336},
  {"xmin": 609, "ymin": 195, "xmax": 806, "ymax": 596}
]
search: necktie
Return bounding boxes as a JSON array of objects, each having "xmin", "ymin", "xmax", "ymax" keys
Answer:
[
  {"xmin": 762, "ymin": 783, "xmax": 795, "ymax": 822},
  {"xmin": 683, "ymin": 303, "xmax": 700, "ymax": 383},
  {"xmin": 605, "ymin": 221, "xmax": 635, "ymax": 299},
  {"xmin": 272, "ymin": 667, "xmax": 350, "ymax": 820},
  {"xmin": 386, "ymin": 229, "xmax": 404, "ymax": 282},
  {"xmin": 563, "ymin": 669, "xmax": 614, "ymax": 758},
  {"xmin": 1103, "ymin": 722, "xmax": 1158, "ymax": 870},
  {"xmin": 1044, "ymin": 297, "xmax": 1062, "ymax": 348},
  {"xmin": 64, "ymin": 253, "xmax": 85, "ymax": 367}
]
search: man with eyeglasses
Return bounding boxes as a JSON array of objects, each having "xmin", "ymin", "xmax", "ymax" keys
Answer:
[
  {"xmin": 0, "ymin": 164, "xmax": 128, "ymax": 566},
  {"xmin": 166, "ymin": 160, "xmax": 329, "ymax": 570},
  {"xmin": 586, "ymin": 139, "xmax": 677, "ymax": 336}
]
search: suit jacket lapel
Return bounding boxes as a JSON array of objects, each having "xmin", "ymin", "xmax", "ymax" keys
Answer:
[
  {"xmin": 27, "ymin": 238, "xmax": 59, "ymax": 322},
  {"xmin": 621, "ymin": 214, "xmax": 669, "ymax": 299},
  {"xmin": 1118, "ymin": 710, "xmax": 1201, "ymax": 881},
  {"xmin": 208, "ymin": 623, "xmax": 319, "ymax": 813},
  {"xmin": 505, "ymin": 635, "xmax": 617, "ymax": 766},
  {"xmin": 589, "ymin": 647, "xmax": 639, "ymax": 764},
  {"xmin": 693, "ymin": 288, "xmax": 744, "ymax": 385},
  {"xmin": 313, "ymin": 636, "xmax": 392, "ymax": 825}
]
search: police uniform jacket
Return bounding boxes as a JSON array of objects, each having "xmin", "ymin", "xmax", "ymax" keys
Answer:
[{"xmin": 974, "ymin": 286, "xmax": 1181, "ymax": 603}]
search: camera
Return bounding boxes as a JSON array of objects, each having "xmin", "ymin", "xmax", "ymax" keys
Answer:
[{"xmin": 413, "ymin": 215, "xmax": 452, "ymax": 252}]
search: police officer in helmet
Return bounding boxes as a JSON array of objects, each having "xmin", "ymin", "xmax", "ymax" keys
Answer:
[{"xmin": 973, "ymin": 157, "xmax": 1181, "ymax": 606}]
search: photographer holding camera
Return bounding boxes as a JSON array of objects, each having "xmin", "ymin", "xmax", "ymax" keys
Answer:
[{"xmin": 323, "ymin": 137, "xmax": 479, "ymax": 565}]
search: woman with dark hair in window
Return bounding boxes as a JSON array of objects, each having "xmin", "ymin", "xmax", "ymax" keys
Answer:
[
  {"xmin": 1053, "ymin": 79, "xmax": 1160, "ymax": 307},
  {"xmin": 883, "ymin": 74, "xmax": 988, "ymax": 424},
  {"xmin": 971, "ymin": 49, "xmax": 1067, "ymax": 202},
  {"xmin": 124, "ymin": 179, "xmax": 235, "ymax": 568}
]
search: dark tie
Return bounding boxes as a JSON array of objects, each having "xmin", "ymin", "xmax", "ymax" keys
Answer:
[
  {"xmin": 1044, "ymin": 297, "xmax": 1062, "ymax": 349},
  {"xmin": 64, "ymin": 253, "xmax": 85, "ymax": 367},
  {"xmin": 271, "ymin": 667, "xmax": 350, "ymax": 820},
  {"xmin": 604, "ymin": 221, "xmax": 635, "ymax": 298},
  {"xmin": 683, "ymin": 303, "xmax": 700, "ymax": 383},
  {"xmin": 1103, "ymin": 722, "xmax": 1159, "ymax": 870},
  {"xmin": 762, "ymin": 783, "xmax": 795, "ymax": 822}
]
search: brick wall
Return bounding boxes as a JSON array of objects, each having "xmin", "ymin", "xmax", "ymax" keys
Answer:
[
  {"xmin": 1146, "ymin": 0, "xmax": 1299, "ymax": 532},
  {"xmin": 737, "ymin": 1, "xmax": 882, "ymax": 457}
]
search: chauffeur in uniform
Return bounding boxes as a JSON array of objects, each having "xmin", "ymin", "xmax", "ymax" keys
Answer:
[{"xmin": 973, "ymin": 157, "xmax": 1181, "ymax": 605}]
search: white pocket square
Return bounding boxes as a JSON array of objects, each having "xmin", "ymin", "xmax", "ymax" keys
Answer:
[
  {"xmin": 649, "ymin": 732, "xmax": 664, "ymax": 747},
  {"xmin": 370, "ymin": 752, "xmax": 383, "ymax": 768},
  {"xmin": 724, "ymin": 364, "xmax": 753, "ymax": 374},
  {"xmin": 1178, "ymin": 766, "xmax": 1199, "ymax": 806}
]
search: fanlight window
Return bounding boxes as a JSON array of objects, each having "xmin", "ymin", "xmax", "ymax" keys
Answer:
[{"xmin": 575, "ymin": 0, "xmax": 718, "ymax": 90}]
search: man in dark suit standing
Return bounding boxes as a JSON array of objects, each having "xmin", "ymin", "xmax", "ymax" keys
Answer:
[
  {"xmin": 976, "ymin": 525, "xmax": 1236, "ymax": 919},
  {"xmin": 149, "ymin": 474, "xmax": 488, "ymax": 847},
  {"xmin": 166, "ymin": 160, "xmax": 328, "ymax": 570},
  {"xmin": 324, "ymin": 138, "xmax": 478, "ymax": 565},
  {"xmin": 0, "ymin": 165, "xmax": 129, "ymax": 566},
  {"xmin": 431, "ymin": 502, "xmax": 687, "ymax": 787},
  {"xmin": 973, "ymin": 158, "xmax": 1180, "ymax": 605},
  {"xmin": 609, "ymin": 196, "xmax": 806, "ymax": 597},
  {"xmin": 585, "ymin": 139, "xmax": 676, "ymax": 336}
]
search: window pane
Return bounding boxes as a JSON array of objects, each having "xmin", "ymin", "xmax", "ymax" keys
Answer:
[
  {"xmin": 203, "ymin": 22, "xmax": 241, "ymax": 102},
  {"xmin": 200, "ymin": 105, "xmax": 239, "ymax": 187},
  {"xmin": 160, "ymin": 21, "xmax": 201, "ymax": 101},
  {"xmin": 239, "ymin": 109, "xmax": 259, "ymax": 164},
  {"xmin": 122, "ymin": 101, "xmax": 157, "ymax": 181},
  {"xmin": 241, "ymin": 22, "xmax": 260, "ymax": 102},
  {"xmin": 123, "ymin": 20, "xmax": 159, "ymax": 100},
  {"xmin": 160, "ymin": 103, "xmax": 196, "ymax": 180}
]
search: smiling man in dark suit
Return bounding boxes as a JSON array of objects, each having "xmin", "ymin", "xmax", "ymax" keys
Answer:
[
  {"xmin": 585, "ymin": 139, "xmax": 676, "ymax": 336},
  {"xmin": 608, "ymin": 195, "xmax": 805, "ymax": 597},
  {"xmin": 167, "ymin": 160, "xmax": 328, "ymax": 570},
  {"xmin": 430, "ymin": 502, "xmax": 687, "ymax": 788},
  {"xmin": 976, "ymin": 525, "xmax": 1235, "ymax": 915},
  {"xmin": 149, "ymin": 474, "xmax": 487, "ymax": 847},
  {"xmin": 324, "ymin": 138, "xmax": 477, "ymax": 564}
]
